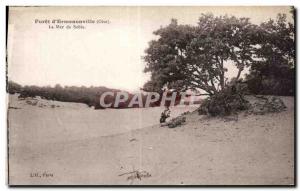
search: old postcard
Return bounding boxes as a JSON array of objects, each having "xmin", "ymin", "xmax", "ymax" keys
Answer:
[{"xmin": 7, "ymin": 6, "xmax": 295, "ymax": 185}]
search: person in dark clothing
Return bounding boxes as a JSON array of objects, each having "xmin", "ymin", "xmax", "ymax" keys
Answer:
[{"xmin": 160, "ymin": 107, "xmax": 170, "ymax": 123}]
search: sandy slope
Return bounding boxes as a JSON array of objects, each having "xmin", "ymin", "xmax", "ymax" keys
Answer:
[{"xmin": 8, "ymin": 95, "xmax": 294, "ymax": 185}]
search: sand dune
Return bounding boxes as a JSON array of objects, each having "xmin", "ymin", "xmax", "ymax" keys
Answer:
[{"xmin": 8, "ymin": 94, "xmax": 294, "ymax": 185}]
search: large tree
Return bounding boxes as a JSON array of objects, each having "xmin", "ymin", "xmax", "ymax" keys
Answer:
[{"xmin": 143, "ymin": 14, "xmax": 258, "ymax": 95}]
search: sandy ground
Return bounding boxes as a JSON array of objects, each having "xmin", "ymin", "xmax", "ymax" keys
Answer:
[{"xmin": 8, "ymin": 94, "xmax": 294, "ymax": 185}]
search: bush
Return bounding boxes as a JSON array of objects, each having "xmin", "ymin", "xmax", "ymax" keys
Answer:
[
  {"xmin": 246, "ymin": 68, "xmax": 295, "ymax": 96},
  {"xmin": 247, "ymin": 77, "xmax": 294, "ymax": 96},
  {"xmin": 248, "ymin": 96, "xmax": 287, "ymax": 115},
  {"xmin": 167, "ymin": 116, "xmax": 186, "ymax": 128},
  {"xmin": 198, "ymin": 83, "xmax": 250, "ymax": 116}
]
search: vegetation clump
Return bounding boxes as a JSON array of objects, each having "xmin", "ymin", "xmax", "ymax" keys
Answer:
[
  {"xmin": 167, "ymin": 116, "xmax": 186, "ymax": 128},
  {"xmin": 198, "ymin": 83, "xmax": 250, "ymax": 116},
  {"xmin": 248, "ymin": 96, "xmax": 287, "ymax": 115}
]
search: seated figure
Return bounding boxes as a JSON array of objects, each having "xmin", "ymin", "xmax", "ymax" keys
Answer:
[{"xmin": 160, "ymin": 107, "xmax": 170, "ymax": 124}]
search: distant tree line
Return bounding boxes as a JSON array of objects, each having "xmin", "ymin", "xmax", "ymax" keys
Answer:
[
  {"xmin": 7, "ymin": 81, "xmax": 114, "ymax": 109},
  {"xmin": 7, "ymin": 81, "xmax": 184, "ymax": 109}
]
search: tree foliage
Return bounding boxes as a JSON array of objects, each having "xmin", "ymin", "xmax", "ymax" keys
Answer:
[
  {"xmin": 143, "ymin": 13, "xmax": 294, "ymax": 96},
  {"xmin": 245, "ymin": 13, "xmax": 295, "ymax": 95}
]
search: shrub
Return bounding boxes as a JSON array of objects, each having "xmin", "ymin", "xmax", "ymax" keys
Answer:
[
  {"xmin": 248, "ymin": 96, "xmax": 287, "ymax": 115},
  {"xmin": 167, "ymin": 116, "xmax": 186, "ymax": 128},
  {"xmin": 198, "ymin": 83, "xmax": 250, "ymax": 116},
  {"xmin": 246, "ymin": 68, "xmax": 295, "ymax": 96}
]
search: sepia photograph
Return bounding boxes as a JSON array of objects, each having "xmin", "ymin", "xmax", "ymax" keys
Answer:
[{"xmin": 6, "ymin": 6, "xmax": 295, "ymax": 185}]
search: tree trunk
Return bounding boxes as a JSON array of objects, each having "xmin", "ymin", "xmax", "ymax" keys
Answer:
[
  {"xmin": 236, "ymin": 68, "xmax": 242, "ymax": 81},
  {"xmin": 220, "ymin": 58, "xmax": 225, "ymax": 90}
]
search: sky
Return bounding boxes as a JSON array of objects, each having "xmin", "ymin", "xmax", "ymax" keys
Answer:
[{"xmin": 7, "ymin": 6, "xmax": 293, "ymax": 91}]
